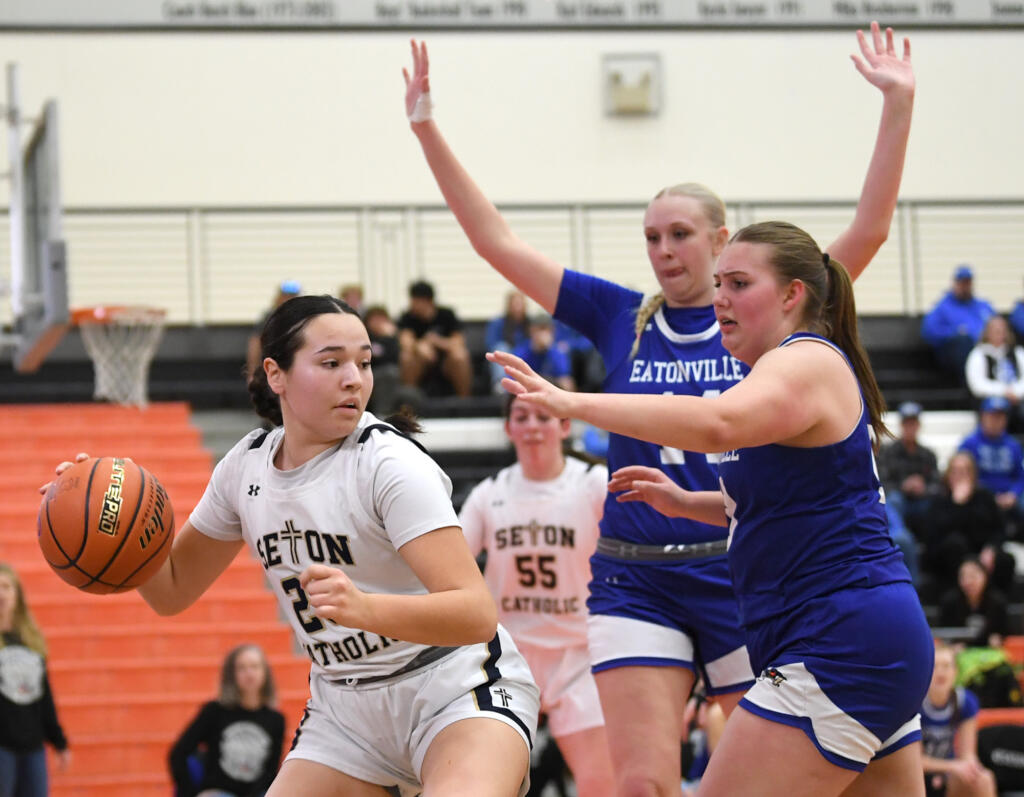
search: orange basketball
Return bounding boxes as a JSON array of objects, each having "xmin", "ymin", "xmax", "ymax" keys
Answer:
[{"xmin": 37, "ymin": 456, "xmax": 175, "ymax": 594}]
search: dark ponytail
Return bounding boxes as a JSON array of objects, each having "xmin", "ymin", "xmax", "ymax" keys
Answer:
[
  {"xmin": 731, "ymin": 221, "xmax": 888, "ymax": 444},
  {"xmin": 247, "ymin": 294, "xmax": 358, "ymax": 427}
]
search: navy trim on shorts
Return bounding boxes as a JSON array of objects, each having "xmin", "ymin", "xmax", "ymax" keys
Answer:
[
  {"xmin": 474, "ymin": 634, "xmax": 533, "ymax": 748},
  {"xmin": 873, "ymin": 729, "xmax": 921, "ymax": 761},
  {"xmin": 592, "ymin": 656, "xmax": 696, "ymax": 675},
  {"xmin": 289, "ymin": 705, "xmax": 310, "ymax": 752}
]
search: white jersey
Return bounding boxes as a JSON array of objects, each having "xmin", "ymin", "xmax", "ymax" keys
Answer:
[
  {"xmin": 189, "ymin": 412, "xmax": 460, "ymax": 680},
  {"xmin": 460, "ymin": 457, "xmax": 606, "ymax": 648}
]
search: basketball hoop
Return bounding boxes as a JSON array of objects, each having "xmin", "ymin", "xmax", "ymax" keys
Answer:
[{"xmin": 71, "ymin": 305, "xmax": 166, "ymax": 407}]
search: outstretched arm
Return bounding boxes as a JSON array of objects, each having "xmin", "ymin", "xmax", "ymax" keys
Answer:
[
  {"xmin": 404, "ymin": 40, "xmax": 565, "ymax": 313},
  {"xmin": 826, "ymin": 21, "xmax": 915, "ymax": 281},
  {"xmin": 607, "ymin": 466, "xmax": 729, "ymax": 526}
]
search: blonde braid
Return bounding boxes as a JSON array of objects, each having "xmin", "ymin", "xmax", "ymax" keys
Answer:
[{"xmin": 629, "ymin": 292, "xmax": 666, "ymax": 359}]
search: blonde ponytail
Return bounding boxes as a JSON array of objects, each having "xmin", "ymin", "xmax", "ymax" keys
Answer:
[{"xmin": 629, "ymin": 292, "xmax": 666, "ymax": 360}]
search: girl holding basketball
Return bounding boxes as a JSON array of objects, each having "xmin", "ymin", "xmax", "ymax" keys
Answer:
[
  {"xmin": 0, "ymin": 562, "xmax": 71, "ymax": 797},
  {"xmin": 459, "ymin": 395, "xmax": 613, "ymax": 796},
  {"xmin": 48, "ymin": 295, "xmax": 539, "ymax": 797},
  {"xmin": 403, "ymin": 23, "xmax": 914, "ymax": 795}
]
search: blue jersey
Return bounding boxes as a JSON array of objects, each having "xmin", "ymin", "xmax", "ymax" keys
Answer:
[
  {"xmin": 717, "ymin": 333, "xmax": 910, "ymax": 627},
  {"xmin": 555, "ymin": 269, "xmax": 747, "ymax": 546},
  {"xmin": 921, "ymin": 687, "xmax": 980, "ymax": 760}
]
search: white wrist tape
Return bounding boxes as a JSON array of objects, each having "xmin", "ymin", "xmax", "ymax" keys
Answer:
[{"xmin": 409, "ymin": 92, "xmax": 433, "ymax": 123}]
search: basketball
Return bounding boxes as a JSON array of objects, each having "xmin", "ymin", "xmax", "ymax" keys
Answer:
[{"xmin": 37, "ymin": 456, "xmax": 175, "ymax": 594}]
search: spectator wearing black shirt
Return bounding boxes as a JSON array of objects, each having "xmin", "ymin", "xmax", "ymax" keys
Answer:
[
  {"xmin": 878, "ymin": 401, "xmax": 942, "ymax": 537},
  {"xmin": 397, "ymin": 280, "xmax": 472, "ymax": 397},
  {"xmin": 364, "ymin": 305, "xmax": 423, "ymax": 415},
  {"xmin": 938, "ymin": 557, "xmax": 1009, "ymax": 650},
  {"xmin": 169, "ymin": 643, "xmax": 285, "ymax": 797},
  {"xmin": 0, "ymin": 563, "xmax": 69, "ymax": 797}
]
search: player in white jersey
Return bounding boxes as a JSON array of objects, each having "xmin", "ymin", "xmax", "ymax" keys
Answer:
[
  {"xmin": 460, "ymin": 395, "xmax": 612, "ymax": 796},
  {"xmin": 47, "ymin": 295, "xmax": 539, "ymax": 797}
]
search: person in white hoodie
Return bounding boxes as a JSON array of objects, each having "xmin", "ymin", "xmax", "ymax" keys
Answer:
[{"xmin": 965, "ymin": 315, "xmax": 1024, "ymax": 434}]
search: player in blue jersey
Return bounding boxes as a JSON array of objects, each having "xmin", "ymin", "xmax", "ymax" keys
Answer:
[
  {"xmin": 489, "ymin": 219, "xmax": 934, "ymax": 795},
  {"xmin": 404, "ymin": 25, "xmax": 915, "ymax": 795}
]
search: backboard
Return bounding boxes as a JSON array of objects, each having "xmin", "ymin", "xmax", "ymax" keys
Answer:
[{"xmin": 6, "ymin": 65, "xmax": 69, "ymax": 373}]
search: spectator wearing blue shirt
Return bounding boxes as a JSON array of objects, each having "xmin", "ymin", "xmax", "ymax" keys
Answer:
[
  {"xmin": 1009, "ymin": 277, "xmax": 1024, "ymax": 341},
  {"xmin": 958, "ymin": 396, "xmax": 1024, "ymax": 537},
  {"xmin": 921, "ymin": 641, "xmax": 997, "ymax": 797},
  {"xmin": 922, "ymin": 265, "xmax": 996, "ymax": 381},
  {"xmin": 513, "ymin": 314, "xmax": 574, "ymax": 391},
  {"xmin": 486, "ymin": 291, "xmax": 531, "ymax": 391}
]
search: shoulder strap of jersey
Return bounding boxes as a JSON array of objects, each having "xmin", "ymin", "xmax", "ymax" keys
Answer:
[
  {"xmin": 358, "ymin": 423, "xmax": 432, "ymax": 459},
  {"xmin": 248, "ymin": 430, "xmax": 271, "ymax": 450}
]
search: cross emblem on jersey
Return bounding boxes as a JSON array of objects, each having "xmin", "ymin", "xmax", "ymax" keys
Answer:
[
  {"xmin": 494, "ymin": 687, "xmax": 513, "ymax": 707},
  {"xmin": 248, "ymin": 484, "xmax": 260, "ymax": 496}
]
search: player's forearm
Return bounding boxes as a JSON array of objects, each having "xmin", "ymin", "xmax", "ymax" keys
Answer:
[
  {"xmin": 571, "ymin": 392, "xmax": 731, "ymax": 454},
  {"xmin": 360, "ymin": 585, "xmax": 498, "ymax": 646},
  {"xmin": 921, "ymin": 754, "xmax": 958, "ymax": 774},
  {"xmin": 678, "ymin": 491, "xmax": 730, "ymax": 527},
  {"xmin": 829, "ymin": 87, "xmax": 913, "ymax": 280}
]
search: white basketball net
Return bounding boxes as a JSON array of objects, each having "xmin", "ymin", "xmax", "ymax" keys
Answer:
[{"xmin": 77, "ymin": 307, "xmax": 166, "ymax": 407}]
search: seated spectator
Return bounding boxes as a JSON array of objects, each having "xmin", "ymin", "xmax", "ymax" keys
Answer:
[
  {"xmin": 397, "ymin": 280, "xmax": 472, "ymax": 398},
  {"xmin": 921, "ymin": 264, "xmax": 996, "ymax": 381},
  {"xmin": 938, "ymin": 557, "xmax": 1010, "ymax": 650},
  {"xmin": 553, "ymin": 321, "xmax": 605, "ymax": 394},
  {"xmin": 958, "ymin": 396, "xmax": 1024, "ymax": 538},
  {"xmin": 364, "ymin": 305, "xmax": 423, "ymax": 415},
  {"xmin": 965, "ymin": 315, "xmax": 1024, "ymax": 434},
  {"xmin": 922, "ymin": 451, "xmax": 1005, "ymax": 595},
  {"xmin": 338, "ymin": 283, "xmax": 365, "ymax": 317},
  {"xmin": 879, "ymin": 400, "xmax": 941, "ymax": 538},
  {"xmin": 513, "ymin": 313, "xmax": 575, "ymax": 392},
  {"xmin": 485, "ymin": 290, "xmax": 530, "ymax": 391},
  {"xmin": 921, "ymin": 640, "xmax": 998, "ymax": 797},
  {"xmin": 246, "ymin": 280, "xmax": 301, "ymax": 380},
  {"xmin": 169, "ymin": 643, "xmax": 285, "ymax": 797}
]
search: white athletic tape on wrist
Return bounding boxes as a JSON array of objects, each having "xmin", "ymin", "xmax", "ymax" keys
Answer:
[{"xmin": 409, "ymin": 92, "xmax": 433, "ymax": 123}]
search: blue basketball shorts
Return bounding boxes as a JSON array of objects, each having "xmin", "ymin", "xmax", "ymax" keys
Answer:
[
  {"xmin": 740, "ymin": 581, "xmax": 933, "ymax": 771},
  {"xmin": 586, "ymin": 553, "xmax": 754, "ymax": 695}
]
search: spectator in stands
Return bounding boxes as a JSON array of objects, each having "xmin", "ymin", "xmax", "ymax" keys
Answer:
[
  {"xmin": 921, "ymin": 264, "xmax": 996, "ymax": 382},
  {"xmin": 485, "ymin": 290, "xmax": 531, "ymax": 391},
  {"xmin": 879, "ymin": 400, "xmax": 942, "ymax": 538},
  {"xmin": 965, "ymin": 315, "xmax": 1024, "ymax": 434},
  {"xmin": 939, "ymin": 557, "xmax": 1009, "ymax": 651},
  {"xmin": 922, "ymin": 451, "xmax": 1005, "ymax": 597},
  {"xmin": 246, "ymin": 280, "xmax": 302, "ymax": 380},
  {"xmin": 958, "ymin": 396, "xmax": 1024, "ymax": 539},
  {"xmin": 680, "ymin": 686, "xmax": 725, "ymax": 797},
  {"xmin": 169, "ymin": 643, "xmax": 285, "ymax": 797},
  {"xmin": 0, "ymin": 562, "xmax": 70, "ymax": 797},
  {"xmin": 513, "ymin": 313, "xmax": 575, "ymax": 392},
  {"xmin": 364, "ymin": 305, "xmax": 423, "ymax": 416},
  {"xmin": 921, "ymin": 639, "xmax": 997, "ymax": 797},
  {"xmin": 338, "ymin": 283, "xmax": 365, "ymax": 318},
  {"xmin": 397, "ymin": 280, "xmax": 473, "ymax": 398}
]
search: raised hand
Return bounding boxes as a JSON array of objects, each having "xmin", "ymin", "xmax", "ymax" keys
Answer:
[
  {"xmin": 402, "ymin": 39, "xmax": 433, "ymax": 123},
  {"xmin": 851, "ymin": 20, "xmax": 914, "ymax": 96},
  {"xmin": 608, "ymin": 465, "xmax": 690, "ymax": 518},
  {"xmin": 486, "ymin": 350, "xmax": 575, "ymax": 418}
]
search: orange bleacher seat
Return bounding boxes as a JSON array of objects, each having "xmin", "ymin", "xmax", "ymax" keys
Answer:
[{"xmin": 976, "ymin": 707, "xmax": 1024, "ymax": 729}]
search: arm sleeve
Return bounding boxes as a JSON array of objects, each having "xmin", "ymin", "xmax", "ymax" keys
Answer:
[
  {"xmin": 371, "ymin": 443, "xmax": 461, "ymax": 550},
  {"xmin": 965, "ymin": 348, "xmax": 1004, "ymax": 399},
  {"xmin": 458, "ymin": 481, "xmax": 490, "ymax": 557},
  {"xmin": 169, "ymin": 702, "xmax": 215, "ymax": 797},
  {"xmin": 39, "ymin": 669, "xmax": 68, "ymax": 751},
  {"xmin": 554, "ymin": 269, "xmax": 642, "ymax": 355},
  {"xmin": 188, "ymin": 435, "xmax": 256, "ymax": 541},
  {"xmin": 961, "ymin": 689, "xmax": 981, "ymax": 721}
]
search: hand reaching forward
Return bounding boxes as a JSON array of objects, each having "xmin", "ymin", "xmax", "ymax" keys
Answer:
[
  {"xmin": 852, "ymin": 20, "xmax": 914, "ymax": 97},
  {"xmin": 608, "ymin": 466, "xmax": 691, "ymax": 518},
  {"xmin": 402, "ymin": 39, "xmax": 433, "ymax": 123},
  {"xmin": 38, "ymin": 452, "xmax": 90, "ymax": 495},
  {"xmin": 487, "ymin": 350, "xmax": 575, "ymax": 419},
  {"xmin": 301, "ymin": 564, "xmax": 370, "ymax": 629}
]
